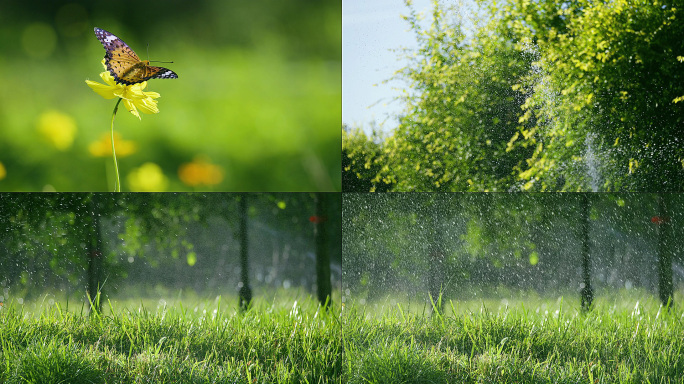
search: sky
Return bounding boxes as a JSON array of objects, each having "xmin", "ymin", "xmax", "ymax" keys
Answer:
[{"xmin": 342, "ymin": 0, "xmax": 437, "ymax": 134}]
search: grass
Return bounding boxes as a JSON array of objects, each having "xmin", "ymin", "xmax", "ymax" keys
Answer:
[
  {"xmin": 0, "ymin": 292, "xmax": 341, "ymax": 383},
  {"xmin": 342, "ymin": 289, "xmax": 684, "ymax": 383}
]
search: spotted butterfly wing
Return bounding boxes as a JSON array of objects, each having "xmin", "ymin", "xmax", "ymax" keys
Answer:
[{"xmin": 94, "ymin": 27, "xmax": 178, "ymax": 85}]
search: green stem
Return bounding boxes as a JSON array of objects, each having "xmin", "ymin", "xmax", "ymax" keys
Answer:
[{"xmin": 110, "ymin": 98, "xmax": 123, "ymax": 192}]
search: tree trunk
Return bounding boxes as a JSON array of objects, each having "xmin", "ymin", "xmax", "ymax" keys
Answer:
[
  {"xmin": 86, "ymin": 193, "xmax": 104, "ymax": 314},
  {"xmin": 238, "ymin": 194, "xmax": 252, "ymax": 311},
  {"xmin": 426, "ymin": 197, "xmax": 445, "ymax": 312},
  {"xmin": 314, "ymin": 193, "xmax": 332, "ymax": 308},
  {"xmin": 428, "ymin": 245, "xmax": 444, "ymax": 311},
  {"xmin": 657, "ymin": 194, "xmax": 673, "ymax": 308},
  {"xmin": 580, "ymin": 194, "xmax": 594, "ymax": 311}
]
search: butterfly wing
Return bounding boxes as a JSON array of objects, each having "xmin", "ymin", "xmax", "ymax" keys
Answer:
[
  {"xmin": 94, "ymin": 27, "xmax": 178, "ymax": 85},
  {"xmin": 114, "ymin": 64, "xmax": 178, "ymax": 85},
  {"xmin": 94, "ymin": 27, "xmax": 143, "ymax": 84},
  {"xmin": 141, "ymin": 66, "xmax": 179, "ymax": 82}
]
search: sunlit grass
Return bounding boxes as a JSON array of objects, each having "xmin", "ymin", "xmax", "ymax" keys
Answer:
[
  {"xmin": 343, "ymin": 289, "xmax": 684, "ymax": 383},
  {"xmin": 0, "ymin": 290, "xmax": 341, "ymax": 383}
]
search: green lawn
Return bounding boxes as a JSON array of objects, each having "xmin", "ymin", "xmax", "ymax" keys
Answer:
[
  {"xmin": 0, "ymin": 293, "xmax": 341, "ymax": 383},
  {"xmin": 343, "ymin": 290, "xmax": 684, "ymax": 383}
]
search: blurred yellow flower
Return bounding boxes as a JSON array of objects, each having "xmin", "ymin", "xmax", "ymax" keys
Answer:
[
  {"xmin": 37, "ymin": 110, "xmax": 77, "ymax": 150},
  {"xmin": 127, "ymin": 162, "xmax": 168, "ymax": 191},
  {"xmin": 89, "ymin": 132, "xmax": 137, "ymax": 157},
  {"xmin": 178, "ymin": 157, "xmax": 224, "ymax": 187},
  {"xmin": 0, "ymin": 162, "xmax": 6, "ymax": 180},
  {"xmin": 86, "ymin": 61, "xmax": 160, "ymax": 120}
]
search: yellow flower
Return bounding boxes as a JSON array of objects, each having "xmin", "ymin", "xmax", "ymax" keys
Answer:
[
  {"xmin": 37, "ymin": 110, "xmax": 77, "ymax": 150},
  {"xmin": 88, "ymin": 132, "xmax": 137, "ymax": 157},
  {"xmin": 178, "ymin": 156, "xmax": 224, "ymax": 187},
  {"xmin": 0, "ymin": 161, "xmax": 6, "ymax": 180},
  {"xmin": 86, "ymin": 60, "xmax": 160, "ymax": 120},
  {"xmin": 127, "ymin": 162, "xmax": 168, "ymax": 191}
]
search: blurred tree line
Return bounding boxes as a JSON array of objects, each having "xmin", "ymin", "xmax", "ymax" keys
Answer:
[
  {"xmin": 0, "ymin": 193, "xmax": 341, "ymax": 308},
  {"xmin": 343, "ymin": 193, "xmax": 682, "ymax": 307},
  {"xmin": 0, "ymin": 0, "xmax": 339, "ymax": 60},
  {"xmin": 343, "ymin": 0, "xmax": 684, "ymax": 191}
]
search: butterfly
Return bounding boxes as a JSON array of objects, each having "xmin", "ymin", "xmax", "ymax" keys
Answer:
[{"xmin": 94, "ymin": 27, "xmax": 178, "ymax": 85}]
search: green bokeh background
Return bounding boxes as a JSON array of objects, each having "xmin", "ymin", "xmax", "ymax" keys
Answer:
[{"xmin": 0, "ymin": 0, "xmax": 341, "ymax": 191}]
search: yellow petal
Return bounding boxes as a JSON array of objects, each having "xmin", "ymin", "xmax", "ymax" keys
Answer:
[
  {"xmin": 136, "ymin": 97, "xmax": 159, "ymax": 114},
  {"xmin": 143, "ymin": 91, "xmax": 160, "ymax": 99},
  {"xmin": 123, "ymin": 99, "xmax": 141, "ymax": 120},
  {"xmin": 86, "ymin": 80, "xmax": 118, "ymax": 99},
  {"xmin": 99, "ymin": 71, "xmax": 119, "ymax": 87}
]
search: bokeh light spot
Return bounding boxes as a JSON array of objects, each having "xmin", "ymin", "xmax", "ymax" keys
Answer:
[{"xmin": 22, "ymin": 23, "xmax": 57, "ymax": 59}]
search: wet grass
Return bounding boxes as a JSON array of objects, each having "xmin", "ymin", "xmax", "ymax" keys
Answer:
[
  {"xmin": 0, "ymin": 293, "xmax": 341, "ymax": 383},
  {"xmin": 342, "ymin": 290, "xmax": 684, "ymax": 383}
]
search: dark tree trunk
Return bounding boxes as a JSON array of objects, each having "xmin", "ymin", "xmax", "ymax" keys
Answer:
[
  {"xmin": 238, "ymin": 194, "xmax": 252, "ymax": 311},
  {"xmin": 580, "ymin": 194, "xmax": 594, "ymax": 311},
  {"xmin": 657, "ymin": 194, "xmax": 673, "ymax": 308},
  {"xmin": 314, "ymin": 193, "xmax": 332, "ymax": 308},
  {"xmin": 428, "ymin": 245, "xmax": 444, "ymax": 311},
  {"xmin": 86, "ymin": 194, "xmax": 104, "ymax": 314},
  {"xmin": 426, "ymin": 198, "xmax": 445, "ymax": 312}
]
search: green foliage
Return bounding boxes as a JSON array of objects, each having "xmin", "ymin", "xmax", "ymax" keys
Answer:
[
  {"xmin": 370, "ymin": 1, "xmax": 536, "ymax": 191},
  {"xmin": 355, "ymin": 0, "xmax": 684, "ymax": 191},
  {"xmin": 342, "ymin": 125, "xmax": 392, "ymax": 192},
  {"xmin": 497, "ymin": 0, "xmax": 684, "ymax": 191}
]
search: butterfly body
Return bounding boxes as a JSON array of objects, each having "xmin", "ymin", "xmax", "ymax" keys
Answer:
[{"xmin": 94, "ymin": 27, "xmax": 178, "ymax": 85}]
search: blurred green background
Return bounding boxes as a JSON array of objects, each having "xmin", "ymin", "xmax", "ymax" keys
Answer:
[{"xmin": 0, "ymin": 0, "xmax": 341, "ymax": 191}]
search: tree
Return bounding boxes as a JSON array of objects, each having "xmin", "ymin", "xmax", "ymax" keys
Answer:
[
  {"xmin": 500, "ymin": 0, "xmax": 684, "ymax": 190},
  {"xmin": 342, "ymin": 125, "xmax": 392, "ymax": 192},
  {"xmin": 580, "ymin": 194, "xmax": 593, "ymax": 311},
  {"xmin": 314, "ymin": 193, "xmax": 332, "ymax": 307},
  {"xmin": 342, "ymin": 193, "xmax": 682, "ymax": 305},
  {"xmin": 0, "ymin": 193, "xmax": 199, "ymax": 305},
  {"xmin": 657, "ymin": 194, "xmax": 674, "ymax": 307},
  {"xmin": 0, "ymin": 193, "xmax": 337, "ymax": 307},
  {"xmin": 85, "ymin": 195, "xmax": 105, "ymax": 313},
  {"xmin": 371, "ymin": 1, "xmax": 536, "ymax": 191},
  {"xmin": 355, "ymin": 1, "xmax": 684, "ymax": 191},
  {"xmin": 238, "ymin": 194, "xmax": 253, "ymax": 310}
]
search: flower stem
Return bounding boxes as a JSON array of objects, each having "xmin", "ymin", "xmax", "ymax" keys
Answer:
[{"xmin": 110, "ymin": 98, "xmax": 123, "ymax": 192}]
